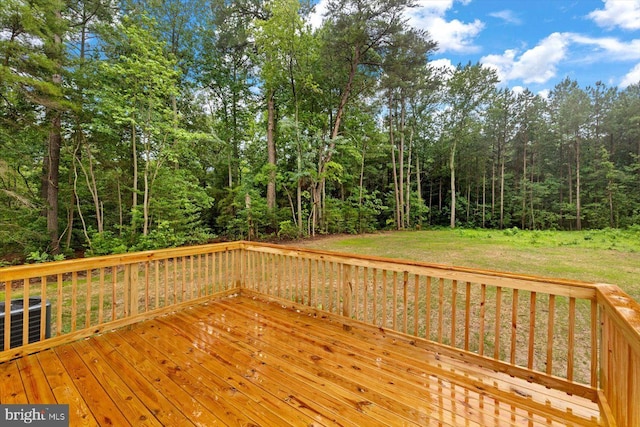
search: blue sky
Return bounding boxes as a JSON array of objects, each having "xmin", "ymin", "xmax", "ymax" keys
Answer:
[{"xmin": 311, "ymin": 0, "xmax": 640, "ymax": 96}]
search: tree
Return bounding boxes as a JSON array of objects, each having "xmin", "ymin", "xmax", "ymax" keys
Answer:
[
  {"xmin": 91, "ymin": 15, "xmax": 181, "ymax": 236},
  {"xmin": 440, "ymin": 63, "xmax": 497, "ymax": 228},
  {"xmin": 381, "ymin": 28, "xmax": 436, "ymax": 229},
  {"xmin": 310, "ymin": 0, "xmax": 413, "ymax": 234},
  {"xmin": 550, "ymin": 78, "xmax": 590, "ymax": 230}
]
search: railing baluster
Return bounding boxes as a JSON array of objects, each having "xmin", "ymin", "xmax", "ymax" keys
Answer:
[
  {"xmin": 354, "ymin": 266, "xmax": 359, "ymax": 320},
  {"xmin": 22, "ymin": 278, "xmax": 29, "ymax": 346},
  {"xmin": 546, "ymin": 294, "xmax": 556, "ymax": 375},
  {"xmin": 3, "ymin": 279, "xmax": 10, "ymax": 349},
  {"xmin": 402, "ymin": 272, "xmax": 408, "ymax": 333},
  {"xmin": 567, "ymin": 296, "xmax": 575, "ymax": 382},
  {"xmin": 478, "ymin": 284, "xmax": 486, "ymax": 355},
  {"xmin": 204, "ymin": 254, "xmax": 209, "ymax": 296},
  {"xmin": 392, "ymin": 271, "xmax": 397, "ymax": 330},
  {"xmin": 363, "ymin": 267, "xmax": 369, "ymax": 323},
  {"xmin": 382, "ymin": 270, "xmax": 387, "ymax": 327},
  {"xmin": 494, "ymin": 286, "xmax": 502, "ymax": 360},
  {"xmin": 189, "ymin": 256, "xmax": 194, "ymax": 300},
  {"xmin": 86, "ymin": 269, "xmax": 92, "ymax": 328},
  {"xmin": 511, "ymin": 289, "xmax": 519, "ymax": 364},
  {"xmin": 528, "ymin": 291, "xmax": 537, "ymax": 370},
  {"xmin": 425, "ymin": 276, "xmax": 431, "ymax": 340},
  {"xmin": 413, "ymin": 274, "xmax": 419, "ymax": 336},
  {"xmin": 590, "ymin": 299, "xmax": 597, "ymax": 387},
  {"xmin": 181, "ymin": 257, "xmax": 187, "ymax": 302},
  {"xmin": 372, "ymin": 268, "xmax": 378, "ymax": 325},
  {"xmin": 154, "ymin": 261, "xmax": 160, "ymax": 307},
  {"xmin": 40, "ymin": 276, "xmax": 48, "ymax": 342},
  {"xmin": 71, "ymin": 271, "xmax": 78, "ymax": 332},
  {"xmin": 438, "ymin": 278, "xmax": 444, "ymax": 343},
  {"xmin": 464, "ymin": 281, "xmax": 471, "ymax": 351},
  {"xmin": 451, "ymin": 279, "xmax": 458, "ymax": 347}
]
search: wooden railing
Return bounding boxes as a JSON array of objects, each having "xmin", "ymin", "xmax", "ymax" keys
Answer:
[
  {"xmin": 242, "ymin": 243, "xmax": 600, "ymax": 400},
  {"xmin": 1, "ymin": 242, "xmax": 242, "ymax": 362},
  {"xmin": 2, "ymin": 241, "xmax": 639, "ymax": 426},
  {"xmin": 597, "ymin": 284, "xmax": 640, "ymax": 427}
]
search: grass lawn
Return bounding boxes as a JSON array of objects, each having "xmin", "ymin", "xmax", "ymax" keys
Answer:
[{"xmin": 293, "ymin": 228, "xmax": 640, "ymax": 303}]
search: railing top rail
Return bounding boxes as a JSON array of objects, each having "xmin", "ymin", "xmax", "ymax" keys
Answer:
[
  {"xmin": 242, "ymin": 241, "xmax": 598, "ymax": 299},
  {"xmin": 0, "ymin": 241, "xmax": 242, "ymax": 282},
  {"xmin": 596, "ymin": 283, "xmax": 640, "ymax": 356}
]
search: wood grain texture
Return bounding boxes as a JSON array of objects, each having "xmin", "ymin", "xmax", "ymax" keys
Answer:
[{"xmin": 0, "ymin": 296, "xmax": 604, "ymax": 426}]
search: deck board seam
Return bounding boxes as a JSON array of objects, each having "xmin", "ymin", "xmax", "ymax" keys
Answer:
[
  {"xmin": 220, "ymin": 297, "xmax": 601, "ymax": 426},
  {"xmin": 189, "ymin": 300, "xmax": 564, "ymax": 426},
  {"xmin": 153, "ymin": 310, "xmax": 419, "ymax": 427}
]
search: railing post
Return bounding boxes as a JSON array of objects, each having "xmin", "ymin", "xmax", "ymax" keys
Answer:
[
  {"xmin": 342, "ymin": 265, "xmax": 352, "ymax": 331},
  {"xmin": 596, "ymin": 284, "xmax": 640, "ymax": 427}
]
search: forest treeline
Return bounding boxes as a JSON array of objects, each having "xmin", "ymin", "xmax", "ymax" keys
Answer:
[{"xmin": 1, "ymin": 0, "xmax": 640, "ymax": 260}]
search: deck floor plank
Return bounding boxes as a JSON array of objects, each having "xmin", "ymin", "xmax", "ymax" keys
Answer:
[
  {"xmin": 179, "ymin": 302, "xmax": 484, "ymax": 426},
  {"xmin": 98, "ymin": 332, "xmax": 224, "ymax": 426},
  {"xmin": 149, "ymin": 314, "xmax": 366, "ymax": 427},
  {"xmin": 228, "ymin": 297, "xmax": 601, "ymax": 425},
  {"xmin": 54, "ymin": 344, "xmax": 132, "ymax": 426},
  {"xmin": 162, "ymin": 310, "xmax": 428, "ymax": 426},
  {"xmin": 211, "ymin": 297, "xmax": 575, "ymax": 427},
  {"xmin": 17, "ymin": 354, "xmax": 57, "ymax": 403},
  {"xmin": 87, "ymin": 335, "xmax": 196, "ymax": 427},
  {"xmin": 117, "ymin": 324, "xmax": 300, "ymax": 427},
  {"xmin": 0, "ymin": 355, "xmax": 27, "ymax": 404},
  {"xmin": 72, "ymin": 339, "xmax": 163, "ymax": 426},
  {"xmin": 36, "ymin": 349, "xmax": 97, "ymax": 426},
  {"xmin": 1, "ymin": 295, "xmax": 603, "ymax": 426}
]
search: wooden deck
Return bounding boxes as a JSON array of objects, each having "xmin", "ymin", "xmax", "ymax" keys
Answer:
[{"xmin": 1, "ymin": 295, "xmax": 602, "ymax": 426}]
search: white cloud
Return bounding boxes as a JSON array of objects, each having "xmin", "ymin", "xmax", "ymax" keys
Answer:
[
  {"xmin": 588, "ymin": 0, "xmax": 640, "ymax": 30},
  {"xmin": 511, "ymin": 85, "xmax": 525, "ymax": 95},
  {"xmin": 308, "ymin": 0, "xmax": 328, "ymax": 30},
  {"xmin": 481, "ymin": 33, "xmax": 570, "ymax": 84},
  {"xmin": 429, "ymin": 58, "xmax": 456, "ymax": 74},
  {"xmin": 621, "ymin": 63, "xmax": 640, "ymax": 88},
  {"xmin": 488, "ymin": 10, "xmax": 522, "ymax": 25},
  {"xmin": 537, "ymin": 89, "xmax": 550, "ymax": 99},
  {"xmin": 309, "ymin": 0, "xmax": 484, "ymax": 53},
  {"xmin": 408, "ymin": 1, "xmax": 484, "ymax": 53},
  {"xmin": 568, "ymin": 34, "xmax": 640, "ymax": 61}
]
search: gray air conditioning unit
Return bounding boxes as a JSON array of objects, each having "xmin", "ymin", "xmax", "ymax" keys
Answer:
[{"xmin": 0, "ymin": 297, "xmax": 52, "ymax": 351}]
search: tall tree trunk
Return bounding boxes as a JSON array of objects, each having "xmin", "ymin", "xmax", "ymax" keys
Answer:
[
  {"xmin": 132, "ymin": 124, "xmax": 138, "ymax": 226},
  {"xmin": 45, "ymin": 13, "xmax": 63, "ymax": 254},
  {"xmin": 482, "ymin": 171, "xmax": 486, "ymax": 228},
  {"xmin": 358, "ymin": 140, "xmax": 366, "ymax": 233},
  {"xmin": 405, "ymin": 129, "xmax": 413, "ymax": 228},
  {"xmin": 389, "ymin": 93, "xmax": 401, "ymax": 230},
  {"xmin": 398, "ymin": 96, "xmax": 405, "ymax": 228},
  {"xmin": 266, "ymin": 88, "xmax": 276, "ymax": 211},
  {"xmin": 530, "ymin": 151, "xmax": 536, "ymax": 229},
  {"xmin": 46, "ymin": 96, "xmax": 62, "ymax": 254},
  {"xmin": 416, "ymin": 157, "xmax": 422, "ymax": 227},
  {"xmin": 500, "ymin": 151, "xmax": 505, "ymax": 229},
  {"xmin": 449, "ymin": 138, "xmax": 457, "ymax": 229},
  {"xmin": 521, "ymin": 139, "xmax": 527, "ymax": 229},
  {"xmin": 575, "ymin": 133, "xmax": 581, "ymax": 230}
]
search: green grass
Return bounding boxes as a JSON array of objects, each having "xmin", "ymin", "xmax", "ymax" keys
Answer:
[{"xmin": 294, "ymin": 228, "xmax": 640, "ymax": 303}]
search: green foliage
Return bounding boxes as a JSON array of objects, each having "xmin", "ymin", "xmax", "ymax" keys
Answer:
[
  {"xmin": 278, "ymin": 220, "xmax": 300, "ymax": 240},
  {"xmin": 3, "ymin": 0, "xmax": 640, "ymax": 261},
  {"xmin": 85, "ymin": 230, "xmax": 128, "ymax": 257},
  {"xmin": 26, "ymin": 251, "xmax": 65, "ymax": 264}
]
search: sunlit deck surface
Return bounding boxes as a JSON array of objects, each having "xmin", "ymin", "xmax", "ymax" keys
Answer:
[{"xmin": 1, "ymin": 295, "xmax": 602, "ymax": 426}]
